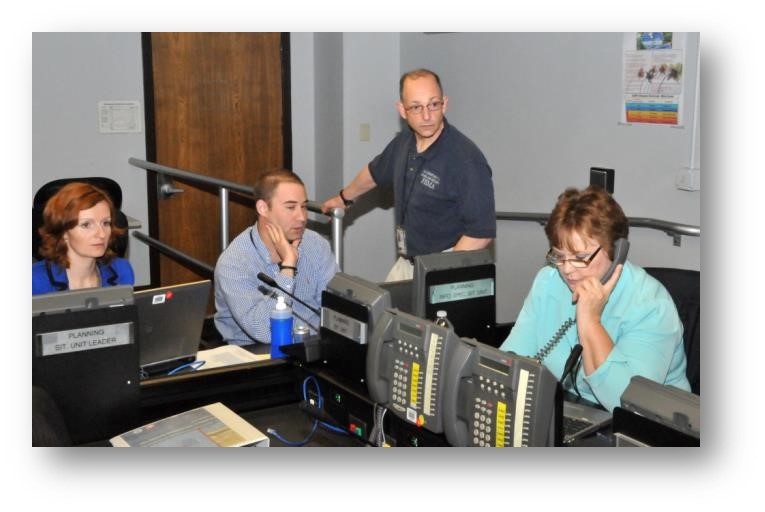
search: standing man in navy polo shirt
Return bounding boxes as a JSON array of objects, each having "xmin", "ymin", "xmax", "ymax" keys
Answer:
[{"xmin": 322, "ymin": 68, "xmax": 496, "ymax": 281}]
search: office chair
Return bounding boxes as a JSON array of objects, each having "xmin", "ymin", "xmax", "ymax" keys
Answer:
[
  {"xmin": 32, "ymin": 177, "xmax": 129, "ymax": 260},
  {"xmin": 644, "ymin": 267, "xmax": 700, "ymax": 395},
  {"xmin": 32, "ymin": 385, "xmax": 72, "ymax": 447},
  {"xmin": 200, "ymin": 315, "xmax": 227, "ymax": 350}
]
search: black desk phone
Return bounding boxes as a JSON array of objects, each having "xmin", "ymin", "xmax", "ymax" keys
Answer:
[
  {"xmin": 366, "ymin": 308, "xmax": 460, "ymax": 434},
  {"xmin": 442, "ymin": 339, "xmax": 559, "ymax": 447}
]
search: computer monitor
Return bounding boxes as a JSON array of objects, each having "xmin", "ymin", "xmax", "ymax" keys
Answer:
[
  {"xmin": 321, "ymin": 272, "xmax": 391, "ymax": 345},
  {"xmin": 134, "ymin": 280, "xmax": 210, "ymax": 376},
  {"xmin": 32, "ymin": 285, "xmax": 139, "ymax": 444},
  {"xmin": 310, "ymin": 272, "xmax": 392, "ymax": 391},
  {"xmin": 33, "ymin": 284, "xmax": 134, "ymax": 317},
  {"xmin": 412, "ymin": 249, "xmax": 496, "ymax": 346}
]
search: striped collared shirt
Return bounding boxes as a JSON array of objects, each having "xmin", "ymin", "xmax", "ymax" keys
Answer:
[{"xmin": 214, "ymin": 224, "xmax": 338, "ymax": 346}]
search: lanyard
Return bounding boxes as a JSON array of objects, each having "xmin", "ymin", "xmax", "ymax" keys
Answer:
[{"xmin": 400, "ymin": 151, "xmax": 421, "ymax": 226}]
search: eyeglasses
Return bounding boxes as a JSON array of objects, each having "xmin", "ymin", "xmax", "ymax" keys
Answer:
[
  {"xmin": 403, "ymin": 100, "xmax": 444, "ymax": 115},
  {"xmin": 546, "ymin": 246, "xmax": 602, "ymax": 268}
]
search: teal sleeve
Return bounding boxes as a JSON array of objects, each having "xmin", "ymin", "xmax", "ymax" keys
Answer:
[{"xmin": 584, "ymin": 295, "xmax": 686, "ymax": 411}]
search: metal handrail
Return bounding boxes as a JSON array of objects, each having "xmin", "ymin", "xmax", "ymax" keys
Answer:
[
  {"xmin": 496, "ymin": 211, "xmax": 700, "ymax": 246},
  {"xmin": 129, "ymin": 155, "xmax": 698, "ymax": 277},
  {"xmin": 128, "ymin": 158, "xmax": 346, "ymax": 269},
  {"xmin": 132, "ymin": 231, "xmax": 214, "ymax": 277}
]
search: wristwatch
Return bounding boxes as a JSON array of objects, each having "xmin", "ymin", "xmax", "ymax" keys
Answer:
[{"xmin": 339, "ymin": 189, "xmax": 354, "ymax": 207}]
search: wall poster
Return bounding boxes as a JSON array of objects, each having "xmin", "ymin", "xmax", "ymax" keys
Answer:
[{"xmin": 622, "ymin": 32, "xmax": 687, "ymax": 126}]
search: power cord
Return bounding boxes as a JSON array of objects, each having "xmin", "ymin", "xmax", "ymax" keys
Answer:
[{"xmin": 368, "ymin": 403, "xmax": 389, "ymax": 447}]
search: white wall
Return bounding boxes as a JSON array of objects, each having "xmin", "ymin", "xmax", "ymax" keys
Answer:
[
  {"xmin": 289, "ymin": 33, "xmax": 317, "ymax": 196},
  {"xmin": 340, "ymin": 33, "xmax": 401, "ymax": 281},
  {"xmin": 33, "ymin": 32, "xmax": 150, "ymax": 286},
  {"xmin": 292, "ymin": 32, "xmax": 402, "ymax": 282}
]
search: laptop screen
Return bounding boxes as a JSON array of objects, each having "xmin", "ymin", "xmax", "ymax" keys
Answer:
[{"xmin": 134, "ymin": 280, "xmax": 211, "ymax": 374}]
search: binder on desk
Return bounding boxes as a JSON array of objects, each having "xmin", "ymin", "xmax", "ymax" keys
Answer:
[{"xmin": 110, "ymin": 402, "xmax": 270, "ymax": 447}]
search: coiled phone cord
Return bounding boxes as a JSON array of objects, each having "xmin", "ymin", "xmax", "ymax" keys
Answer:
[
  {"xmin": 533, "ymin": 317, "xmax": 576, "ymax": 363},
  {"xmin": 534, "ymin": 318, "xmax": 583, "ymax": 398}
]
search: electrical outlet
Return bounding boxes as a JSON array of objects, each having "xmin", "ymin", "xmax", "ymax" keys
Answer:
[
  {"xmin": 590, "ymin": 167, "xmax": 614, "ymax": 194},
  {"xmin": 359, "ymin": 123, "xmax": 370, "ymax": 142}
]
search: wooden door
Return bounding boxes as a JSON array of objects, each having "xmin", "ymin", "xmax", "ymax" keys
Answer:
[{"xmin": 144, "ymin": 32, "xmax": 289, "ymax": 288}]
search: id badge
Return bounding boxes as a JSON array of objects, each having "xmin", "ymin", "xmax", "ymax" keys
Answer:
[{"xmin": 395, "ymin": 225, "xmax": 408, "ymax": 257}]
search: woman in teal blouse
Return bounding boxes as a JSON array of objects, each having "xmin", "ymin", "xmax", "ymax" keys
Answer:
[{"xmin": 500, "ymin": 186, "xmax": 690, "ymax": 411}]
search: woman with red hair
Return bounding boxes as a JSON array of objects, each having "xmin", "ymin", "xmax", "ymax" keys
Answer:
[
  {"xmin": 500, "ymin": 186, "xmax": 689, "ymax": 411},
  {"xmin": 32, "ymin": 182, "xmax": 134, "ymax": 295}
]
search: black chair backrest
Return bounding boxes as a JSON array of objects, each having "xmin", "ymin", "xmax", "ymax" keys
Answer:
[
  {"xmin": 32, "ymin": 385, "xmax": 72, "ymax": 447},
  {"xmin": 644, "ymin": 267, "xmax": 700, "ymax": 395},
  {"xmin": 33, "ymin": 177, "xmax": 128, "ymax": 260}
]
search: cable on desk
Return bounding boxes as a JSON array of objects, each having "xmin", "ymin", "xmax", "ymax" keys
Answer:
[
  {"xmin": 267, "ymin": 422, "xmax": 319, "ymax": 447},
  {"xmin": 266, "ymin": 375, "xmax": 349, "ymax": 446},
  {"xmin": 167, "ymin": 360, "xmax": 206, "ymax": 376}
]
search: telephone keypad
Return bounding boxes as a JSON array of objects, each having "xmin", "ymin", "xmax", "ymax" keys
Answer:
[
  {"xmin": 392, "ymin": 358, "xmax": 411, "ymax": 406},
  {"xmin": 470, "ymin": 375, "xmax": 510, "ymax": 447},
  {"xmin": 396, "ymin": 339, "xmax": 421, "ymax": 360}
]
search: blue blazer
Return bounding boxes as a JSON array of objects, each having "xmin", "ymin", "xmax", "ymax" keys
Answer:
[{"xmin": 32, "ymin": 258, "xmax": 135, "ymax": 295}]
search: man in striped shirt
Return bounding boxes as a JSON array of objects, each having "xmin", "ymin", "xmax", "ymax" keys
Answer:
[{"xmin": 214, "ymin": 169, "xmax": 339, "ymax": 346}]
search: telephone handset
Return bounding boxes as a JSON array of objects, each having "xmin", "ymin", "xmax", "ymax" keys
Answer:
[
  {"xmin": 442, "ymin": 338, "xmax": 559, "ymax": 447},
  {"xmin": 533, "ymin": 238, "xmax": 630, "ymax": 363},
  {"xmin": 600, "ymin": 238, "xmax": 630, "ymax": 284},
  {"xmin": 366, "ymin": 308, "xmax": 460, "ymax": 434}
]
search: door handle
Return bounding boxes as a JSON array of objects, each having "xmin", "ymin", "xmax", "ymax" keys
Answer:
[
  {"xmin": 158, "ymin": 174, "xmax": 184, "ymax": 200},
  {"xmin": 160, "ymin": 183, "xmax": 184, "ymax": 197}
]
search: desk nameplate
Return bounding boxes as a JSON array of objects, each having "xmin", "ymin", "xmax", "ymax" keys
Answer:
[
  {"xmin": 37, "ymin": 322, "xmax": 133, "ymax": 357},
  {"xmin": 429, "ymin": 277, "xmax": 495, "ymax": 305},
  {"xmin": 321, "ymin": 308, "xmax": 368, "ymax": 345}
]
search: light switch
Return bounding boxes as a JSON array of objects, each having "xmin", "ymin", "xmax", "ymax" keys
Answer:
[{"xmin": 359, "ymin": 123, "xmax": 370, "ymax": 142}]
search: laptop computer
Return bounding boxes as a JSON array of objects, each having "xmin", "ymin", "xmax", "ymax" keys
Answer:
[
  {"xmin": 562, "ymin": 398, "xmax": 613, "ymax": 444},
  {"xmin": 134, "ymin": 280, "xmax": 211, "ymax": 378}
]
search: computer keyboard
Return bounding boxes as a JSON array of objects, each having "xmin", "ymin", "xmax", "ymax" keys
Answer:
[{"xmin": 563, "ymin": 416, "xmax": 594, "ymax": 438}]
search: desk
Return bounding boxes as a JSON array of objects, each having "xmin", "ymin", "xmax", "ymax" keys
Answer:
[
  {"xmin": 138, "ymin": 357, "xmax": 450, "ymax": 448},
  {"xmin": 242, "ymin": 404, "xmax": 363, "ymax": 447},
  {"xmin": 138, "ymin": 358, "xmax": 619, "ymax": 448}
]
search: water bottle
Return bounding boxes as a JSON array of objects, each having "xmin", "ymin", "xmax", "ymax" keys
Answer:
[
  {"xmin": 293, "ymin": 323, "xmax": 311, "ymax": 344},
  {"xmin": 434, "ymin": 310, "xmax": 453, "ymax": 330},
  {"xmin": 270, "ymin": 295, "xmax": 293, "ymax": 358}
]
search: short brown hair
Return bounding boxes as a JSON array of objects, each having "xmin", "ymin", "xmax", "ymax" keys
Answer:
[
  {"xmin": 399, "ymin": 68, "xmax": 443, "ymax": 100},
  {"xmin": 252, "ymin": 169, "xmax": 305, "ymax": 218},
  {"xmin": 545, "ymin": 186, "xmax": 628, "ymax": 259},
  {"xmin": 38, "ymin": 182, "xmax": 125, "ymax": 267}
]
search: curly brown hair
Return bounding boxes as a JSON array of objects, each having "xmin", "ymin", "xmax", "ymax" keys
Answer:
[
  {"xmin": 38, "ymin": 182, "xmax": 125, "ymax": 268},
  {"xmin": 545, "ymin": 186, "xmax": 628, "ymax": 260}
]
